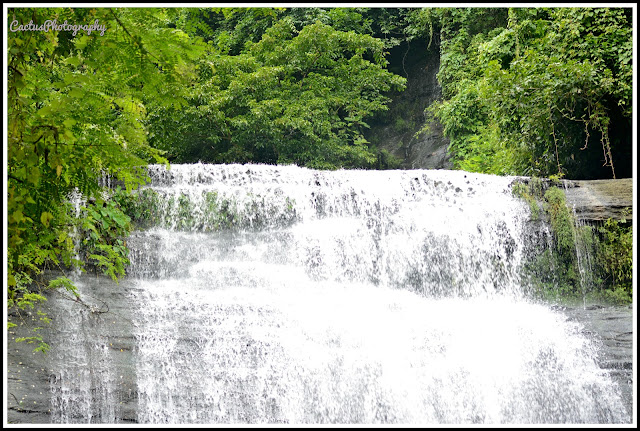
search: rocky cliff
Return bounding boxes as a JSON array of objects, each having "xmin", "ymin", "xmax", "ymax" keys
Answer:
[
  {"xmin": 366, "ymin": 37, "xmax": 452, "ymax": 170},
  {"xmin": 562, "ymin": 178, "xmax": 633, "ymax": 223}
]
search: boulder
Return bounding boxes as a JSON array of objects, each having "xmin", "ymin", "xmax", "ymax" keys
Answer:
[{"xmin": 562, "ymin": 178, "xmax": 633, "ymax": 223}]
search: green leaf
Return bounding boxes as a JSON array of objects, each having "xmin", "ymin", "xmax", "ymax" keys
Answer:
[
  {"xmin": 40, "ymin": 212, "xmax": 54, "ymax": 227},
  {"xmin": 65, "ymin": 56, "xmax": 82, "ymax": 67},
  {"xmin": 36, "ymin": 105, "xmax": 53, "ymax": 117},
  {"xmin": 75, "ymin": 36, "xmax": 90, "ymax": 50}
]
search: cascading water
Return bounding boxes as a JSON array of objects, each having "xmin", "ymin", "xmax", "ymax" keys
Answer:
[{"xmin": 32, "ymin": 164, "xmax": 631, "ymax": 424}]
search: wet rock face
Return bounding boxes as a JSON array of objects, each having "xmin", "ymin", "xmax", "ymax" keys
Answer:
[
  {"xmin": 365, "ymin": 37, "xmax": 452, "ymax": 170},
  {"xmin": 562, "ymin": 305, "xmax": 634, "ymax": 420},
  {"xmin": 8, "ymin": 290, "xmax": 634, "ymax": 424},
  {"xmin": 6, "ymin": 274, "xmax": 139, "ymax": 424},
  {"xmin": 562, "ymin": 178, "xmax": 633, "ymax": 223},
  {"xmin": 6, "ymin": 318, "xmax": 54, "ymax": 424}
]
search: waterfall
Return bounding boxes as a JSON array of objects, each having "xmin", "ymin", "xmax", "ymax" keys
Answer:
[
  {"xmin": 128, "ymin": 164, "xmax": 530, "ymax": 298},
  {"xmin": 25, "ymin": 164, "xmax": 631, "ymax": 424}
]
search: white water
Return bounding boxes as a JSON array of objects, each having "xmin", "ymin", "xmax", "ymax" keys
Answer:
[
  {"xmin": 129, "ymin": 164, "xmax": 530, "ymax": 297},
  {"xmin": 47, "ymin": 163, "xmax": 630, "ymax": 424}
]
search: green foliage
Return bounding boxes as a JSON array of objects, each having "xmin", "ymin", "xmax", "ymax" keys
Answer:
[
  {"xmin": 427, "ymin": 7, "xmax": 632, "ymax": 180},
  {"xmin": 16, "ymin": 331, "xmax": 51, "ymax": 354},
  {"xmin": 515, "ymin": 183, "xmax": 632, "ymax": 305},
  {"xmin": 169, "ymin": 7, "xmax": 285, "ymax": 55},
  {"xmin": 596, "ymin": 215, "xmax": 632, "ymax": 303},
  {"xmin": 7, "ymin": 7, "xmax": 202, "ymax": 352},
  {"xmin": 78, "ymin": 198, "xmax": 132, "ymax": 281},
  {"xmin": 120, "ymin": 188, "xmax": 300, "ymax": 232},
  {"xmin": 519, "ymin": 186, "xmax": 582, "ymax": 302},
  {"xmin": 535, "ymin": 187, "xmax": 581, "ymax": 299},
  {"xmin": 47, "ymin": 276, "xmax": 78, "ymax": 297},
  {"xmin": 523, "ymin": 249, "xmax": 578, "ymax": 302},
  {"xmin": 113, "ymin": 187, "xmax": 159, "ymax": 227},
  {"xmin": 148, "ymin": 18, "xmax": 406, "ymax": 169},
  {"xmin": 543, "ymin": 187, "xmax": 576, "ymax": 255},
  {"xmin": 511, "ymin": 178, "xmax": 545, "ymax": 220},
  {"xmin": 182, "ymin": 7, "xmax": 429, "ymax": 51},
  {"xmin": 375, "ymin": 149, "xmax": 402, "ymax": 170},
  {"xmin": 201, "ymin": 191, "xmax": 238, "ymax": 231},
  {"xmin": 152, "ymin": 8, "xmax": 441, "ymax": 169},
  {"xmin": 12, "ymin": 308, "xmax": 53, "ymax": 354}
]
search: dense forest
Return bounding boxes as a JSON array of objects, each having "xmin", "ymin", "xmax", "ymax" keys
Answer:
[{"xmin": 6, "ymin": 7, "xmax": 634, "ymax": 349}]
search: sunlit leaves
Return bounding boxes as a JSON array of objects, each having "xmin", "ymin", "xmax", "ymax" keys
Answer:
[
  {"xmin": 40, "ymin": 212, "xmax": 54, "ymax": 227},
  {"xmin": 7, "ymin": 6, "xmax": 204, "ymax": 352},
  {"xmin": 149, "ymin": 18, "xmax": 405, "ymax": 169}
]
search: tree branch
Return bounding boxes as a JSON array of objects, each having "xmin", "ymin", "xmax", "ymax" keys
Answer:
[{"xmin": 109, "ymin": 8, "xmax": 163, "ymax": 65}]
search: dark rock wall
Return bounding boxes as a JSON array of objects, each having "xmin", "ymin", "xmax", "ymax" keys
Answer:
[
  {"xmin": 366, "ymin": 37, "xmax": 452, "ymax": 170},
  {"xmin": 563, "ymin": 305, "xmax": 634, "ymax": 420},
  {"xmin": 7, "ymin": 274, "xmax": 139, "ymax": 424}
]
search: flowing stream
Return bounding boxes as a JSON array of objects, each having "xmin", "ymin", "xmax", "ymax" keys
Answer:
[{"xmin": 8, "ymin": 164, "xmax": 632, "ymax": 424}]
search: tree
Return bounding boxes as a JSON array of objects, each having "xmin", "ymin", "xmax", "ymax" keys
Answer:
[
  {"xmin": 148, "ymin": 17, "xmax": 406, "ymax": 169},
  {"xmin": 424, "ymin": 7, "xmax": 632, "ymax": 179},
  {"xmin": 7, "ymin": 7, "xmax": 204, "ymax": 351}
]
